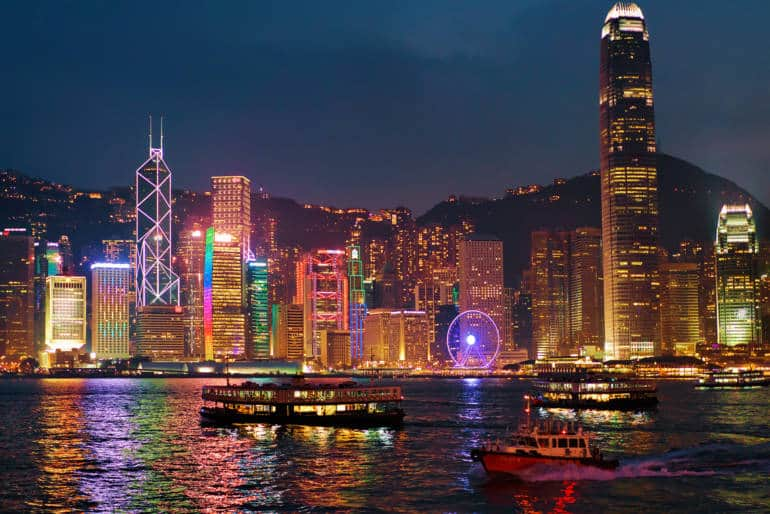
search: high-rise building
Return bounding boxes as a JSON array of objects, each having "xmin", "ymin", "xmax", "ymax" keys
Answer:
[
  {"xmin": 348, "ymin": 245, "xmax": 366, "ymax": 364},
  {"xmin": 211, "ymin": 176, "xmax": 251, "ymax": 258},
  {"xmin": 247, "ymin": 259, "xmax": 269, "ymax": 358},
  {"xmin": 91, "ymin": 263, "xmax": 130, "ymax": 359},
  {"xmin": 387, "ymin": 310, "xmax": 430, "ymax": 364},
  {"xmin": 569, "ymin": 227, "xmax": 604, "ymax": 353},
  {"xmin": 135, "ymin": 305, "xmax": 185, "ymax": 360},
  {"xmin": 273, "ymin": 303, "xmax": 305, "ymax": 360},
  {"xmin": 715, "ymin": 204, "xmax": 760, "ymax": 349},
  {"xmin": 45, "ymin": 275, "xmax": 87, "ymax": 354},
  {"xmin": 203, "ymin": 229, "xmax": 247, "ymax": 360},
  {"xmin": 320, "ymin": 329, "xmax": 351, "ymax": 369},
  {"xmin": 530, "ymin": 230, "xmax": 570, "ymax": 359},
  {"xmin": 296, "ymin": 250, "xmax": 348, "ymax": 358},
  {"xmin": 600, "ymin": 3, "xmax": 659, "ymax": 360},
  {"xmin": 0, "ymin": 229, "xmax": 35, "ymax": 357},
  {"xmin": 135, "ymin": 119, "xmax": 179, "ymax": 308},
  {"xmin": 46, "ymin": 242, "xmax": 61, "ymax": 276},
  {"xmin": 459, "ymin": 234, "xmax": 505, "ymax": 353},
  {"xmin": 177, "ymin": 226, "xmax": 206, "ymax": 358},
  {"xmin": 363, "ymin": 308, "xmax": 391, "ymax": 363},
  {"xmin": 659, "ymin": 261, "xmax": 700, "ymax": 356}
]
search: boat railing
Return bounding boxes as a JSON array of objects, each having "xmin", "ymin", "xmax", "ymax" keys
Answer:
[{"xmin": 202, "ymin": 385, "xmax": 402, "ymax": 405}]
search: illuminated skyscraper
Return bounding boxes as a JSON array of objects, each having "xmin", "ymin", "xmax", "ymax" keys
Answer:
[
  {"xmin": 273, "ymin": 303, "xmax": 305, "ymax": 360},
  {"xmin": 177, "ymin": 227, "xmax": 206, "ymax": 358},
  {"xmin": 211, "ymin": 176, "xmax": 251, "ymax": 258},
  {"xmin": 600, "ymin": 2, "xmax": 659, "ymax": 359},
  {"xmin": 387, "ymin": 310, "xmax": 430, "ymax": 365},
  {"xmin": 348, "ymin": 245, "xmax": 366, "ymax": 363},
  {"xmin": 320, "ymin": 329, "xmax": 351, "ymax": 369},
  {"xmin": 203, "ymin": 229, "xmax": 247, "ymax": 360},
  {"xmin": 135, "ymin": 305, "xmax": 185, "ymax": 360},
  {"xmin": 91, "ymin": 263, "xmax": 130, "ymax": 359},
  {"xmin": 45, "ymin": 275, "xmax": 87, "ymax": 354},
  {"xmin": 135, "ymin": 118, "xmax": 179, "ymax": 308},
  {"xmin": 296, "ymin": 250, "xmax": 348, "ymax": 358},
  {"xmin": 46, "ymin": 242, "xmax": 61, "ymax": 276},
  {"xmin": 530, "ymin": 230, "xmax": 569, "ymax": 359},
  {"xmin": 0, "ymin": 229, "xmax": 35, "ymax": 357},
  {"xmin": 659, "ymin": 262, "xmax": 700, "ymax": 356},
  {"xmin": 247, "ymin": 259, "xmax": 269, "ymax": 358},
  {"xmin": 459, "ymin": 234, "xmax": 505, "ymax": 354},
  {"xmin": 715, "ymin": 204, "xmax": 760, "ymax": 349},
  {"xmin": 568, "ymin": 227, "xmax": 604, "ymax": 353}
]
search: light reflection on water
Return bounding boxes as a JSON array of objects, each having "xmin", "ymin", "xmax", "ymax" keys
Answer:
[{"xmin": 0, "ymin": 378, "xmax": 768, "ymax": 512}]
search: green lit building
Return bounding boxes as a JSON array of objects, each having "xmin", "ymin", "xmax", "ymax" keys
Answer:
[
  {"xmin": 715, "ymin": 204, "xmax": 760, "ymax": 349},
  {"xmin": 247, "ymin": 259, "xmax": 270, "ymax": 358}
]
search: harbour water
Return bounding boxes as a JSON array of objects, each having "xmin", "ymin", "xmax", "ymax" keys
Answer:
[{"xmin": 0, "ymin": 378, "xmax": 768, "ymax": 512}]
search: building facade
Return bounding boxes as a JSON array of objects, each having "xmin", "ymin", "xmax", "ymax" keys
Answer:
[
  {"xmin": 600, "ymin": 3, "xmax": 659, "ymax": 359},
  {"xmin": 177, "ymin": 226, "xmax": 206, "ymax": 358},
  {"xmin": 530, "ymin": 230, "xmax": 570, "ymax": 359},
  {"xmin": 715, "ymin": 204, "xmax": 760, "ymax": 349},
  {"xmin": 0, "ymin": 229, "xmax": 35, "ymax": 357},
  {"xmin": 91, "ymin": 263, "xmax": 131, "ymax": 359},
  {"xmin": 44, "ymin": 275, "xmax": 87, "ymax": 354},
  {"xmin": 247, "ymin": 259, "xmax": 269, "ymax": 358},
  {"xmin": 659, "ymin": 262, "xmax": 700, "ymax": 356},
  {"xmin": 211, "ymin": 175, "xmax": 251, "ymax": 258}
]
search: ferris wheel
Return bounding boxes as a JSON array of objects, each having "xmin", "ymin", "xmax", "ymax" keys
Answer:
[{"xmin": 446, "ymin": 310, "xmax": 501, "ymax": 368}]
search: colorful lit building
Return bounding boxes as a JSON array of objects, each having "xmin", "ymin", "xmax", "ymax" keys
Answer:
[
  {"xmin": 211, "ymin": 175, "xmax": 251, "ymax": 258},
  {"xmin": 45, "ymin": 275, "xmax": 87, "ymax": 354},
  {"xmin": 177, "ymin": 226, "xmax": 206, "ymax": 358},
  {"xmin": 203, "ymin": 229, "xmax": 247, "ymax": 360},
  {"xmin": 600, "ymin": 2, "xmax": 659, "ymax": 360},
  {"xmin": 247, "ymin": 259, "xmax": 270, "ymax": 358},
  {"xmin": 715, "ymin": 204, "xmax": 760, "ymax": 349},
  {"xmin": 91, "ymin": 263, "xmax": 130, "ymax": 359},
  {"xmin": 0, "ymin": 229, "xmax": 35, "ymax": 357},
  {"xmin": 296, "ymin": 249, "xmax": 348, "ymax": 358},
  {"xmin": 347, "ymin": 245, "xmax": 366, "ymax": 364}
]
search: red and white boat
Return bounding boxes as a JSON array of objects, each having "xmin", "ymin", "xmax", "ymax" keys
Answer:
[{"xmin": 471, "ymin": 396, "xmax": 618, "ymax": 476}]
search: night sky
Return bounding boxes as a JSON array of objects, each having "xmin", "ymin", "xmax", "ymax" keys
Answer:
[{"xmin": 3, "ymin": 1, "xmax": 769, "ymax": 214}]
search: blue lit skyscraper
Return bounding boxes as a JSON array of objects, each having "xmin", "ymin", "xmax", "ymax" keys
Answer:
[{"xmin": 247, "ymin": 259, "xmax": 270, "ymax": 358}]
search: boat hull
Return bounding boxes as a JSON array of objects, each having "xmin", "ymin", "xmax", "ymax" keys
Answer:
[
  {"xmin": 695, "ymin": 379, "xmax": 770, "ymax": 389},
  {"xmin": 471, "ymin": 449, "xmax": 619, "ymax": 477},
  {"xmin": 531, "ymin": 396, "xmax": 658, "ymax": 410},
  {"xmin": 200, "ymin": 406, "xmax": 404, "ymax": 428}
]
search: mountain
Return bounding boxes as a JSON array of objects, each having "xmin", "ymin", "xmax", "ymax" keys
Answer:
[{"xmin": 417, "ymin": 153, "xmax": 770, "ymax": 286}]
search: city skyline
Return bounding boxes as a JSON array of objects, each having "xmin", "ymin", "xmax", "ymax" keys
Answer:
[{"xmin": 3, "ymin": 1, "xmax": 770, "ymax": 213}]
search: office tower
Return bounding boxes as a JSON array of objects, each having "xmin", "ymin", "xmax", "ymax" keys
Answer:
[
  {"xmin": 203, "ymin": 229, "xmax": 247, "ymax": 360},
  {"xmin": 211, "ymin": 176, "xmax": 251, "ymax": 258},
  {"xmin": 417, "ymin": 225, "xmax": 450, "ymax": 276},
  {"xmin": 91, "ymin": 263, "xmax": 130, "ymax": 359},
  {"xmin": 247, "ymin": 259, "xmax": 269, "ymax": 358},
  {"xmin": 363, "ymin": 309, "xmax": 392, "ymax": 363},
  {"xmin": 715, "ymin": 204, "xmax": 760, "ymax": 349},
  {"xmin": 320, "ymin": 329, "xmax": 351, "ymax": 369},
  {"xmin": 530, "ymin": 230, "xmax": 570, "ymax": 359},
  {"xmin": 390, "ymin": 208, "xmax": 418, "ymax": 306},
  {"xmin": 177, "ymin": 227, "xmax": 206, "ymax": 358},
  {"xmin": 296, "ymin": 250, "xmax": 348, "ymax": 358},
  {"xmin": 373, "ymin": 263, "xmax": 400, "ymax": 309},
  {"xmin": 135, "ymin": 118, "xmax": 180, "ymax": 308},
  {"xmin": 103, "ymin": 239, "xmax": 137, "ymax": 272},
  {"xmin": 273, "ymin": 303, "xmax": 305, "ymax": 360},
  {"xmin": 348, "ymin": 246, "xmax": 366, "ymax": 363},
  {"xmin": 0, "ymin": 229, "xmax": 35, "ymax": 357},
  {"xmin": 58, "ymin": 235, "xmax": 74, "ymax": 275},
  {"xmin": 414, "ymin": 268, "xmax": 456, "ymax": 354},
  {"xmin": 434, "ymin": 304, "xmax": 459, "ymax": 362},
  {"xmin": 46, "ymin": 242, "xmax": 61, "ymax": 276},
  {"xmin": 699, "ymin": 244, "xmax": 718, "ymax": 345},
  {"xmin": 659, "ymin": 262, "xmax": 700, "ymax": 356},
  {"xmin": 459, "ymin": 234, "xmax": 506, "ymax": 360},
  {"xmin": 600, "ymin": 2, "xmax": 659, "ymax": 360},
  {"xmin": 44, "ymin": 275, "xmax": 87, "ymax": 354},
  {"xmin": 568, "ymin": 227, "xmax": 604, "ymax": 353},
  {"xmin": 387, "ymin": 310, "xmax": 430, "ymax": 364},
  {"xmin": 135, "ymin": 305, "xmax": 185, "ymax": 360}
]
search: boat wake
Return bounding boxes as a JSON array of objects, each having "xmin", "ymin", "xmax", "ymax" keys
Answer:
[{"xmin": 509, "ymin": 441, "xmax": 770, "ymax": 482}]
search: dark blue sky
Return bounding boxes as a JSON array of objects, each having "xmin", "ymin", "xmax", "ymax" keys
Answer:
[{"xmin": 3, "ymin": 1, "xmax": 769, "ymax": 214}]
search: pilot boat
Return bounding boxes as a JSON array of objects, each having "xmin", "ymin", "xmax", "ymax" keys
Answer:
[{"xmin": 471, "ymin": 396, "xmax": 619, "ymax": 476}]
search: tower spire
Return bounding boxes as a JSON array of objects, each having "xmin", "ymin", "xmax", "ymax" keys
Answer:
[
  {"xmin": 160, "ymin": 115, "xmax": 164, "ymax": 154},
  {"xmin": 148, "ymin": 114, "xmax": 153, "ymax": 156}
]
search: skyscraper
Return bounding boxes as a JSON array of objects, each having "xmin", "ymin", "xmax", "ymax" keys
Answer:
[
  {"xmin": 135, "ymin": 119, "xmax": 179, "ymax": 308},
  {"xmin": 211, "ymin": 176, "xmax": 251, "ymax": 258},
  {"xmin": 600, "ymin": 2, "xmax": 659, "ymax": 360},
  {"xmin": 659, "ymin": 261, "xmax": 700, "ymax": 356},
  {"xmin": 715, "ymin": 204, "xmax": 760, "ymax": 349},
  {"xmin": 177, "ymin": 227, "xmax": 206, "ymax": 358},
  {"xmin": 273, "ymin": 303, "xmax": 305, "ymax": 360},
  {"xmin": 247, "ymin": 259, "xmax": 269, "ymax": 358},
  {"xmin": 348, "ymin": 245, "xmax": 366, "ymax": 363},
  {"xmin": 91, "ymin": 263, "xmax": 131, "ymax": 359},
  {"xmin": 45, "ymin": 275, "xmax": 87, "ymax": 355},
  {"xmin": 0, "ymin": 229, "xmax": 35, "ymax": 357},
  {"xmin": 203, "ymin": 229, "xmax": 247, "ymax": 360},
  {"xmin": 530, "ymin": 230, "xmax": 569, "ymax": 359},
  {"xmin": 569, "ymin": 227, "xmax": 604, "ymax": 353}
]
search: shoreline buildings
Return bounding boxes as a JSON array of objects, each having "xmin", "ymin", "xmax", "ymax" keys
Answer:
[{"xmin": 599, "ymin": 2, "xmax": 660, "ymax": 360}]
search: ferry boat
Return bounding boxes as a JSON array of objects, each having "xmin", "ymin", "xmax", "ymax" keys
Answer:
[
  {"xmin": 530, "ymin": 373, "xmax": 658, "ymax": 410},
  {"xmin": 471, "ymin": 396, "xmax": 619, "ymax": 476},
  {"xmin": 695, "ymin": 369, "xmax": 770, "ymax": 389},
  {"xmin": 200, "ymin": 377, "xmax": 405, "ymax": 427}
]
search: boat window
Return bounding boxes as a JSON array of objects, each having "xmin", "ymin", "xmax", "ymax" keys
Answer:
[
  {"xmin": 558, "ymin": 439, "xmax": 568, "ymax": 448},
  {"xmin": 538, "ymin": 438, "xmax": 549, "ymax": 448},
  {"xmin": 579, "ymin": 439, "xmax": 586, "ymax": 448},
  {"xmin": 552, "ymin": 438, "xmax": 557, "ymax": 447},
  {"xmin": 569, "ymin": 439, "xmax": 578, "ymax": 448}
]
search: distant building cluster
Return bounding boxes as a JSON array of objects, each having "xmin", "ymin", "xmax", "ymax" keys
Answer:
[{"xmin": 0, "ymin": 2, "xmax": 768, "ymax": 371}]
